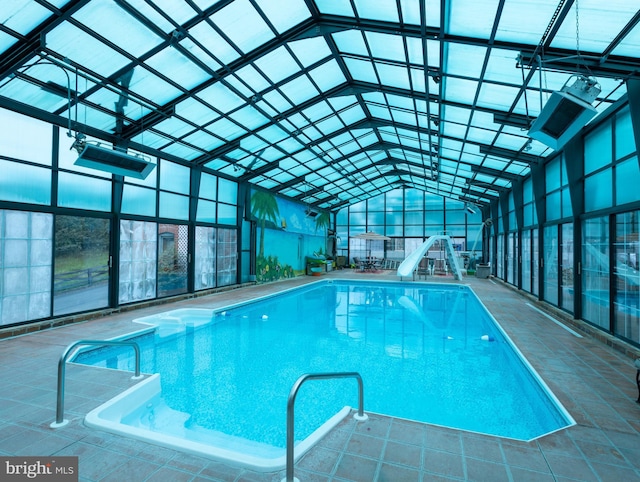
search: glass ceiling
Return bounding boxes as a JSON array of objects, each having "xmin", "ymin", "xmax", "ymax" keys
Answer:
[{"xmin": 0, "ymin": 0, "xmax": 636, "ymax": 211}]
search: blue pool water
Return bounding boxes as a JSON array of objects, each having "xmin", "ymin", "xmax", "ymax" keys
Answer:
[{"xmin": 75, "ymin": 280, "xmax": 572, "ymax": 456}]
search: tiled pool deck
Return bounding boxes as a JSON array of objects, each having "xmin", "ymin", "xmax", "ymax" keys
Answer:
[{"xmin": 1, "ymin": 271, "xmax": 639, "ymax": 481}]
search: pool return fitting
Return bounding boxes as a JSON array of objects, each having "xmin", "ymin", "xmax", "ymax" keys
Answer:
[
  {"xmin": 51, "ymin": 339, "xmax": 144, "ymax": 428},
  {"xmin": 282, "ymin": 372, "xmax": 367, "ymax": 482}
]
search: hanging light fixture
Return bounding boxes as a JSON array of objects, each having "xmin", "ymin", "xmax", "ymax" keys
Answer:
[{"xmin": 527, "ymin": 0, "xmax": 600, "ymax": 150}]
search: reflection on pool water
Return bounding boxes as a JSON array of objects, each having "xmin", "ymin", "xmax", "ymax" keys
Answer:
[{"xmin": 76, "ymin": 280, "xmax": 574, "ymax": 471}]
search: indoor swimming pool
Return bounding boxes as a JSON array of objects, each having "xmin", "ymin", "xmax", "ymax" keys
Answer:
[{"xmin": 74, "ymin": 280, "xmax": 574, "ymax": 470}]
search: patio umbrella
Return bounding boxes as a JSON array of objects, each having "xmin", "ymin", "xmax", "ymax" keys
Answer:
[{"xmin": 352, "ymin": 231, "xmax": 390, "ymax": 258}]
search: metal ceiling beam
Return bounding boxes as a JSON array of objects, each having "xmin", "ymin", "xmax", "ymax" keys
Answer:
[
  {"xmin": 470, "ymin": 165, "xmax": 522, "ymax": 180},
  {"xmin": 478, "ymin": 145, "xmax": 540, "ymax": 165},
  {"xmin": 466, "ymin": 182, "xmax": 509, "ymax": 195}
]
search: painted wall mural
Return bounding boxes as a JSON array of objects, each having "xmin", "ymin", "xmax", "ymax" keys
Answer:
[{"xmin": 249, "ymin": 188, "xmax": 329, "ymax": 282}]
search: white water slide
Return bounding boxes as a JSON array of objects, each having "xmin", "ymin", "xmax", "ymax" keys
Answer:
[
  {"xmin": 397, "ymin": 235, "xmax": 464, "ymax": 280},
  {"xmin": 585, "ymin": 243, "xmax": 639, "ymax": 286}
]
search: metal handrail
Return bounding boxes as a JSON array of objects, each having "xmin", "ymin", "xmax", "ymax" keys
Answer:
[
  {"xmin": 282, "ymin": 372, "xmax": 367, "ymax": 482},
  {"xmin": 50, "ymin": 339, "xmax": 143, "ymax": 428}
]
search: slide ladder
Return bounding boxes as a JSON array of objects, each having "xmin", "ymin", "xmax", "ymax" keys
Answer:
[{"xmin": 397, "ymin": 235, "xmax": 464, "ymax": 280}]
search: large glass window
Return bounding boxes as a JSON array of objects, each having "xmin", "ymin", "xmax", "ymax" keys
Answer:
[
  {"xmin": 0, "ymin": 210, "xmax": 52, "ymax": 326},
  {"xmin": 582, "ymin": 217, "xmax": 609, "ymax": 330},
  {"xmin": 54, "ymin": 216, "xmax": 110, "ymax": 316},
  {"xmin": 615, "ymin": 107, "xmax": 635, "ymax": 160},
  {"xmin": 616, "ymin": 156, "xmax": 640, "ymax": 206},
  {"xmin": 195, "ymin": 226, "xmax": 216, "ymax": 291},
  {"xmin": 584, "ymin": 122, "xmax": 612, "ymax": 175},
  {"xmin": 584, "ymin": 169, "xmax": 612, "ymax": 212},
  {"xmin": 522, "ymin": 230, "xmax": 531, "ymax": 293},
  {"xmin": 544, "ymin": 225, "xmax": 558, "ymax": 306},
  {"xmin": 157, "ymin": 224, "xmax": 188, "ymax": 297},
  {"xmin": 0, "ymin": 160, "xmax": 51, "ymax": 205},
  {"xmin": 119, "ymin": 220, "xmax": 157, "ymax": 304},
  {"xmin": 506, "ymin": 232, "xmax": 515, "ymax": 285},
  {"xmin": 0, "ymin": 108, "xmax": 53, "ymax": 166},
  {"xmin": 496, "ymin": 233, "xmax": 503, "ymax": 280},
  {"xmin": 614, "ymin": 212, "xmax": 640, "ymax": 345},
  {"xmin": 560, "ymin": 223, "xmax": 574, "ymax": 313},
  {"xmin": 57, "ymin": 172, "xmax": 112, "ymax": 211},
  {"xmin": 217, "ymin": 228, "xmax": 237, "ymax": 286},
  {"xmin": 532, "ymin": 228, "xmax": 539, "ymax": 297}
]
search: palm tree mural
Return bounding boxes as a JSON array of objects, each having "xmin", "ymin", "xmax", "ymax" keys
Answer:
[
  {"xmin": 250, "ymin": 190, "xmax": 279, "ymax": 258},
  {"xmin": 315, "ymin": 211, "xmax": 330, "ymax": 233}
]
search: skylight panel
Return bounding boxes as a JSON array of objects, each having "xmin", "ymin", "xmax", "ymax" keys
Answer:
[
  {"xmin": 477, "ymin": 82, "xmax": 520, "ymax": 111},
  {"xmin": 256, "ymin": 124, "xmax": 288, "ymax": 143},
  {"xmin": 206, "ymin": 117, "xmax": 246, "ymax": 140},
  {"xmin": 128, "ymin": 66, "xmax": 183, "ymax": 105},
  {"xmin": 255, "ymin": 178, "xmax": 278, "ymax": 189},
  {"xmin": 443, "ymin": 122, "xmax": 468, "ymax": 140},
  {"xmin": 447, "ymin": 0, "xmax": 500, "ymax": 38},
  {"xmin": 277, "ymin": 156, "xmax": 301, "ymax": 171},
  {"xmin": 188, "ymin": 21, "xmax": 240, "ymax": 65},
  {"xmin": 551, "ymin": 1, "xmax": 638, "ymax": 53},
  {"xmin": 344, "ymin": 58, "xmax": 378, "ymax": 84},
  {"xmin": 309, "ymin": 60, "xmax": 347, "ymax": 92},
  {"xmin": 60, "ymin": 104, "xmax": 114, "ymax": 131},
  {"xmin": 484, "ymin": 49, "xmax": 523, "ymax": 86},
  {"xmin": 279, "ymin": 75, "xmax": 318, "ymax": 105},
  {"xmin": 443, "ymin": 77, "xmax": 478, "ymax": 104},
  {"xmin": 1, "ymin": 1, "xmax": 51, "ymax": 35},
  {"xmin": 333, "ymin": 30, "xmax": 368, "ymax": 56},
  {"xmin": 495, "ymin": 132, "xmax": 529, "ymax": 151},
  {"xmin": 379, "ymin": 130, "xmax": 400, "ymax": 144},
  {"xmin": 409, "ymin": 69, "xmax": 427, "ymax": 93},
  {"xmin": 46, "ymin": 22, "xmax": 130, "ymax": 77},
  {"xmin": 338, "ymin": 105, "xmax": 366, "ymax": 125},
  {"xmin": 256, "ymin": 146, "xmax": 283, "ymax": 162},
  {"xmin": 254, "ymin": 46, "xmax": 300, "ymax": 84},
  {"xmin": 229, "ymin": 105, "xmax": 269, "ymax": 130},
  {"xmin": 182, "ymin": 130, "xmax": 224, "ymax": 151},
  {"xmin": 74, "ymin": 1, "xmax": 163, "ymax": 57},
  {"xmin": 495, "ymin": 0, "xmax": 558, "ymax": 44},
  {"xmin": 212, "ymin": 0, "xmax": 275, "ymax": 53},
  {"xmin": 235, "ymin": 65, "xmax": 271, "ymax": 93},
  {"xmin": 255, "ymin": 0, "xmax": 311, "ymax": 34},
  {"xmin": 315, "ymin": 0, "xmax": 354, "ymax": 16},
  {"xmin": 612, "ymin": 20, "xmax": 640, "ymax": 56},
  {"xmin": 0, "ymin": 75, "xmax": 71, "ymax": 113},
  {"xmin": 405, "ymin": 37, "xmax": 424, "ymax": 65},
  {"xmin": 131, "ymin": 130, "xmax": 171, "ymax": 149},
  {"xmin": 0, "ymin": 31, "xmax": 17, "ymax": 54},
  {"xmin": 289, "ymin": 37, "xmax": 332, "ymax": 67},
  {"xmin": 302, "ymin": 125, "xmax": 322, "ymax": 141},
  {"xmin": 146, "ymin": 48, "xmax": 210, "ymax": 91},
  {"xmin": 391, "ymin": 109, "xmax": 416, "ymax": 126},
  {"xmin": 161, "ymin": 142, "xmax": 202, "ymax": 161},
  {"xmin": 304, "ymin": 157, "xmax": 328, "ymax": 170},
  {"xmin": 399, "ymin": 0, "xmax": 421, "ymax": 25},
  {"xmin": 197, "ymin": 82, "xmax": 244, "ymax": 113},
  {"xmin": 366, "ymin": 32, "xmax": 406, "ymax": 63},
  {"xmin": 154, "ymin": 117, "xmax": 195, "ymax": 138},
  {"xmin": 467, "ymin": 127, "xmax": 497, "ymax": 145},
  {"xmin": 354, "ymin": 0, "xmax": 399, "ymax": 23},
  {"xmin": 302, "ymin": 101, "xmax": 333, "ymax": 122},
  {"xmin": 86, "ymin": 88, "xmax": 148, "ymax": 119},
  {"xmin": 277, "ymin": 137, "xmax": 303, "ymax": 153},
  {"xmin": 446, "ymin": 43, "xmax": 487, "ymax": 79},
  {"xmin": 375, "ymin": 62, "xmax": 410, "ymax": 90},
  {"xmin": 178, "ymin": 38, "xmax": 222, "ymax": 71}
]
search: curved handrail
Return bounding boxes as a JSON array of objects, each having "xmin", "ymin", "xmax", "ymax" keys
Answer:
[
  {"xmin": 282, "ymin": 372, "xmax": 367, "ymax": 482},
  {"xmin": 51, "ymin": 339, "xmax": 143, "ymax": 428}
]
